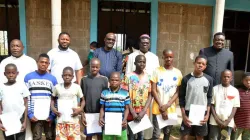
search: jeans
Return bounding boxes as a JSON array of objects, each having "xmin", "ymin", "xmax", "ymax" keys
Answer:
[
  {"xmin": 128, "ymin": 124, "xmax": 144, "ymax": 140},
  {"xmin": 209, "ymin": 125, "xmax": 232, "ymax": 140}
]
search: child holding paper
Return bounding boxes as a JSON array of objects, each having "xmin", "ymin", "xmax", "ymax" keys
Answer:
[
  {"xmin": 179, "ymin": 55, "xmax": 213, "ymax": 140},
  {"xmin": 24, "ymin": 53, "xmax": 57, "ymax": 140},
  {"xmin": 233, "ymin": 73, "xmax": 250, "ymax": 139},
  {"xmin": 51, "ymin": 67, "xmax": 84, "ymax": 140},
  {"xmin": 121, "ymin": 55, "xmax": 152, "ymax": 140},
  {"xmin": 150, "ymin": 49, "xmax": 182, "ymax": 140},
  {"xmin": 99, "ymin": 72, "xmax": 130, "ymax": 140},
  {"xmin": 0, "ymin": 63, "xmax": 30, "ymax": 140},
  {"xmin": 209, "ymin": 70, "xmax": 240, "ymax": 139},
  {"xmin": 80, "ymin": 58, "xmax": 108, "ymax": 140}
]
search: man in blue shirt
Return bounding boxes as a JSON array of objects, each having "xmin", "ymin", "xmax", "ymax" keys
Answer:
[{"xmin": 94, "ymin": 33, "xmax": 122, "ymax": 78}]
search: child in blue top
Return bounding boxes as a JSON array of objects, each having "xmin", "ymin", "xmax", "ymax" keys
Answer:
[{"xmin": 99, "ymin": 72, "xmax": 130, "ymax": 140}]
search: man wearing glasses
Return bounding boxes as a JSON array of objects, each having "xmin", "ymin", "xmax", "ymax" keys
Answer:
[{"xmin": 93, "ymin": 33, "xmax": 122, "ymax": 78}]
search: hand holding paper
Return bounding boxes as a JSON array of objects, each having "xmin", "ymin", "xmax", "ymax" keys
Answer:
[
  {"xmin": 128, "ymin": 115, "xmax": 152, "ymax": 134},
  {"xmin": 104, "ymin": 112, "xmax": 122, "ymax": 136},
  {"xmin": 0, "ymin": 112, "xmax": 22, "ymax": 136},
  {"xmin": 188, "ymin": 104, "xmax": 206, "ymax": 126},
  {"xmin": 85, "ymin": 113, "xmax": 102, "ymax": 134}
]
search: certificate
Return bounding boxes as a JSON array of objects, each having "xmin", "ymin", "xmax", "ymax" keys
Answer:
[
  {"xmin": 85, "ymin": 113, "xmax": 102, "ymax": 134},
  {"xmin": 0, "ymin": 112, "xmax": 22, "ymax": 136},
  {"xmin": 104, "ymin": 112, "xmax": 122, "ymax": 136},
  {"xmin": 156, "ymin": 113, "xmax": 178, "ymax": 129},
  {"xmin": 128, "ymin": 114, "xmax": 152, "ymax": 134},
  {"xmin": 57, "ymin": 99, "xmax": 73, "ymax": 123},
  {"xmin": 189, "ymin": 104, "xmax": 206, "ymax": 126}
]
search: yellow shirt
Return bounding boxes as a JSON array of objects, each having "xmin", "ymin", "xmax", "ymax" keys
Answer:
[{"xmin": 151, "ymin": 67, "xmax": 182, "ymax": 114}]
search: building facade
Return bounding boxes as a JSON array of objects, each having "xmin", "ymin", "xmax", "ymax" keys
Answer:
[{"xmin": 3, "ymin": 0, "xmax": 250, "ymax": 75}]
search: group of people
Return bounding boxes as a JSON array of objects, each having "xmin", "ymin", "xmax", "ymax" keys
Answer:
[{"xmin": 0, "ymin": 31, "xmax": 248, "ymax": 140}]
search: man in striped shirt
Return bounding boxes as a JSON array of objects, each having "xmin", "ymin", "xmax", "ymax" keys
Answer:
[
  {"xmin": 24, "ymin": 53, "xmax": 57, "ymax": 140},
  {"xmin": 99, "ymin": 72, "xmax": 130, "ymax": 140}
]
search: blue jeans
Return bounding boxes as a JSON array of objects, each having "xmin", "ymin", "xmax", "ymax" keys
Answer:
[{"xmin": 128, "ymin": 124, "xmax": 144, "ymax": 140}]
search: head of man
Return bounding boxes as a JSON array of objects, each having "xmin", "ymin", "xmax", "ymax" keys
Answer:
[
  {"xmin": 221, "ymin": 70, "xmax": 232, "ymax": 87},
  {"xmin": 37, "ymin": 53, "xmax": 50, "ymax": 74},
  {"xmin": 134, "ymin": 55, "xmax": 146, "ymax": 72},
  {"xmin": 104, "ymin": 33, "xmax": 116, "ymax": 50},
  {"xmin": 213, "ymin": 32, "xmax": 225, "ymax": 50},
  {"xmin": 4, "ymin": 63, "xmax": 18, "ymax": 83},
  {"xmin": 90, "ymin": 58, "xmax": 101, "ymax": 76},
  {"xmin": 139, "ymin": 34, "xmax": 150, "ymax": 53},
  {"xmin": 10, "ymin": 39, "xmax": 24, "ymax": 58},
  {"xmin": 58, "ymin": 32, "xmax": 71, "ymax": 50},
  {"xmin": 163, "ymin": 49, "xmax": 174, "ymax": 68}
]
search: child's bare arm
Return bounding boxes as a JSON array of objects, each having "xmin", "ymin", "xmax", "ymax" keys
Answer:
[
  {"xmin": 99, "ymin": 105, "xmax": 105, "ymax": 126},
  {"xmin": 151, "ymin": 82, "xmax": 162, "ymax": 107},
  {"xmin": 21, "ymin": 97, "xmax": 28, "ymax": 131},
  {"xmin": 211, "ymin": 105, "xmax": 223, "ymax": 126},
  {"xmin": 129, "ymin": 104, "xmax": 137, "ymax": 119},
  {"xmin": 223, "ymin": 107, "xmax": 237, "ymax": 126},
  {"xmin": 161, "ymin": 87, "xmax": 180, "ymax": 112},
  {"xmin": 0, "ymin": 101, "xmax": 5, "ymax": 131},
  {"xmin": 51, "ymin": 96, "xmax": 61, "ymax": 117}
]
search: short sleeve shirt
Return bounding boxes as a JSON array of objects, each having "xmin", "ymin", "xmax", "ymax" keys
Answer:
[
  {"xmin": 52, "ymin": 83, "xmax": 83, "ymax": 123},
  {"xmin": 0, "ymin": 83, "xmax": 30, "ymax": 118},
  {"xmin": 121, "ymin": 72, "xmax": 151, "ymax": 113},
  {"xmin": 151, "ymin": 67, "xmax": 182, "ymax": 114},
  {"xmin": 80, "ymin": 75, "xmax": 108, "ymax": 113},
  {"xmin": 48, "ymin": 48, "xmax": 83, "ymax": 83},
  {"xmin": 0, "ymin": 55, "xmax": 37, "ymax": 83},
  {"xmin": 210, "ymin": 84, "xmax": 240, "ymax": 127},
  {"xmin": 100, "ymin": 88, "xmax": 130, "ymax": 118}
]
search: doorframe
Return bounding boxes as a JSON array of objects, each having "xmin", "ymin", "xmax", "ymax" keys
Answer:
[{"xmin": 90, "ymin": 0, "xmax": 158, "ymax": 54}]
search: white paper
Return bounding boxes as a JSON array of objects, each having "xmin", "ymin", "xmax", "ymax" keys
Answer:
[
  {"xmin": 85, "ymin": 113, "xmax": 102, "ymax": 134},
  {"xmin": 128, "ymin": 114, "xmax": 152, "ymax": 134},
  {"xmin": 189, "ymin": 104, "xmax": 206, "ymax": 126},
  {"xmin": 156, "ymin": 113, "xmax": 178, "ymax": 129},
  {"xmin": 57, "ymin": 99, "xmax": 73, "ymax": 123},
  {"xmin": 34, "ymin": 99, "xmax": 50, "ymax": 120},
  {"xmin": 104, "ymin": 112, "xmax": 122, "ymax": 136},
  {"xmin": 0, "ymin": 112, "xmax": 22, "ymax": 136}
]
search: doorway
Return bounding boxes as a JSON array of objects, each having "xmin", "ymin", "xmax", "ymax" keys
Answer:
[
  {"xmin": 0, "ymin": 0, "xmax": 20, "ymax": 62},
  {"xmin": 97, "ymin": 1, "xmax": 150, "ymax": 52},
  {"xmin": 223, "ymin": 10, "xmax": 250, "ymax": 72}
]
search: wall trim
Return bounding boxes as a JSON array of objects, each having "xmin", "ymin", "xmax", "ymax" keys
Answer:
[{"xmin": 18, "ymin": 0, "xmax": 27, "ymax": 54}]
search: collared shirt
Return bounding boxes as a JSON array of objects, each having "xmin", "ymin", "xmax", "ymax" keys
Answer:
[
  {"xmin": 199, "ymin": 47, "xmax": 234, "ymax": 86},
  {"xmin": 0, "ymin": 54, "xmax": 37, "ymax": 83},
  {"xmin": 94, "ymin": 47, "xmax": 122, "ymax": 78},
  {"xmin": 125, "ymin": 50, "xmax": 160, "ymax": 76},
  {"xmin": 47, "ymin": 47, "xmax": 83, "ymax": 83}
]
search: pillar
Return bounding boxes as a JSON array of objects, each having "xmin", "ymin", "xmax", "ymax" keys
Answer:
[
  {"xmin": 213, "ymin": 0, "xmax": 225, "ymax": 34},
  {"xmin": 51, "ymin": 0, "xmax": 61, "ymax": 48}
]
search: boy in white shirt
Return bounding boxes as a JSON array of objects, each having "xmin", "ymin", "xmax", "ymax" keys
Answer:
[
  {"xmin": 51, "ymin": 67, "xmax": 84, "ymax": 140},
  {"xmin": 0, "ymin": 63, "xmax": 30, "ymax": 140},
  {"xmin": 209, "ymin": 70, "xmax": 240, "ymax": 139}
]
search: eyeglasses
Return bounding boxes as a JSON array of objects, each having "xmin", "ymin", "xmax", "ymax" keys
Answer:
[{"xmin": 106, "ymin": 38, "xmax": 116, "ymax": 42}]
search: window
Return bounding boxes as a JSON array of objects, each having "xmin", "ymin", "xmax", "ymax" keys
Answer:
[{"xmin": 0, "ymin": 31, "xmax": 8, "ymax": 56}]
